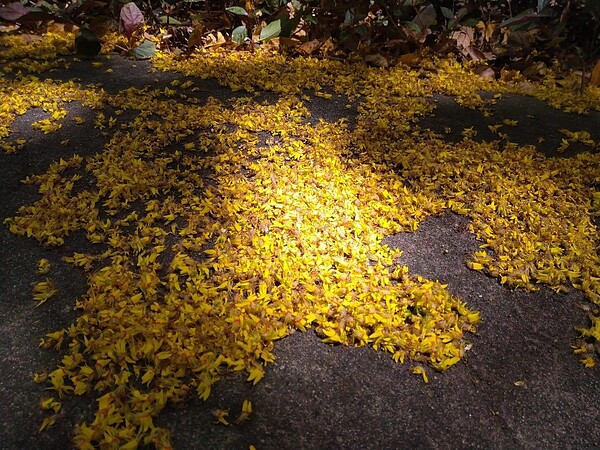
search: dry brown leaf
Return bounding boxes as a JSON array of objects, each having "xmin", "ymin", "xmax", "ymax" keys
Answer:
[
  {"xmin": 45, "ymin": 22, "xmax": 66, "ymax": 34},
  {"xmin": 522, "ymin": 61, "xmax": 546, "ymax": 79},
  {"xmin": 398, "ymin": 52, "xmax": 419, "ymax": 66},
  {"xmin": 517, "ymin": 81, "xmax": 535, "ymax": 93},
  {"xmin": 204, "ymin": 31, "xmax": 227, "ymax": 48},
  {"xmin": 187, "ymin": 22, "xmax": 205, "ymax": 50},
  {"xmin": 473, "ymin": 65, "xmax": 495, "ymax": 80},
  {"xmin": 19, "ymin": 34, "xmax": 43, "ymax": 43},
  {"xmin": 277, "ymin": 37, "xmax": 302, "ymax": 53},
  {"xmin": 465, "ymin": 46, "xmax": 486, "ymax": 61},
  {"xmin": 261, "ymin": 37, "xmax": 280, "ymax": 52},
  {"xmin": 452, "ymin": 27, "xmax": 474, "ymax": 49},
  {"xmin": 433, "ymin": 37, "xmax": 457, "ymax": 54},
  {"xmin": 364, "ymin": 54, "xmax": 389, "ymax": 69},
  {"xmin": 296, "ymin": 39, "xmax": 321, "ymax": 56},
  {"xmin": 0, "ymin": 23, "xmax": 20, "ymax": 32}
]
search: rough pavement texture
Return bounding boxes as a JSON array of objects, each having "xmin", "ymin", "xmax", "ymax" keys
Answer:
[{"xmin": 1, "ymin": 54, "xmax": 599, "ymax": 449}]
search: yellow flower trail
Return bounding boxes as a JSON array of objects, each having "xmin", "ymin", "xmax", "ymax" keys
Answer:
[{"xmin": 1, "ymin": 33, "xmax": 599, "ymax": 448}]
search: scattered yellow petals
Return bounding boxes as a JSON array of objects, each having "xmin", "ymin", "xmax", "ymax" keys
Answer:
[
  {"xmin": 32, "ymin": 279, "xmax": 58, "ymax": 306},
  {"xmin": 1, "ymin": 40, "xmax": 598, "ymax": 450},
  {"xmin": 236, "ymin": 399, "xmax": 253, "ymax": 424},
  {"xmin": 412, "ymin": 366, "xmax": 429, "ymax": 383},
  {"xmin": 37, "ymin": 258, "xmax": 51, "ymax": 274},
  {"xmin": 39, "ymin": 415, "xmax": 57, "ymax": 432},
  {"xmin": 212, "ymin": 408, "xmax": 230, "ymax": 425}
]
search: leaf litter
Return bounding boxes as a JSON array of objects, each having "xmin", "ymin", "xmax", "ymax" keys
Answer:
[{"xmin": 1, "ymin": 37, "xmax": 599, "ymax": 448}]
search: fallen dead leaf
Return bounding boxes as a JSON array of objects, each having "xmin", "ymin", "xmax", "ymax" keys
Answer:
[
  {"xmin": 399, "ymin": 52, "xmax": 420, "ymax": 66},
  {"xmin": 474, "ymin": 65, "xmax": 496, "ymax": 80},
  {"xmin": 296, "ymin": 39, "xmax": 321, "ymax": 56},
  {"xmin": 364, "ymin": 54, "xmax": 389, "ymax": 69}
]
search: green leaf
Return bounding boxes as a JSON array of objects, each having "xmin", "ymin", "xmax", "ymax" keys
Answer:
[
  {"xmin": 158, "ymin": 15, "xmax": 182, "ymax": 25},
  {"xmin": 344, "ymin": 9, "xmax": 354, "ymax": 26},
  {"xmin": 537, "ymin": 0, "xmax": 550, "ymax": 13},
  {"xmin": 499, "ymin": 8, "xmax": 535, "ymax": 28},
  {"xmin": 259, "ymin": 19, "xmax": 281, "ymax": 41},
  {"xmin": 304, "ymin": 15, "xmax": 317, "ymax": 25},
  {"xmin": 130, "ymin": 40, "xmax": 156, "ymax": 60},
  {"xmin": 36, "ymin": 1, "xmax": 57, "ymax": 12},
  {"xmin": 401, "ymin": 21, "xmax": 421, "ymax": 33},
  {"xmin": 354, "ymin": 24, "xmax": 368, "ymax": 37},
  {"xmin": 232, "ymin": 25, "xmax": 248, "ymax": 44},
  {"xmin": 413, "ymin": 3, "xmax": 436, "ymax": 30},
  {"xmin": 280, "ymin": 13, "xmax": 302, "ymax": 37},
  {"xmin": 455, "ymin": 6, "xmax": 469, "ymax": 20},
  {"xmin": 226, "ymin": 6, "xmax": 248, "ymax": 16},
  {"xmin": 461, "ymin": 18, "xmax": 480, "ymax": 27},
  {"xmin": 440, "ymin": 7, "xmax": 454, "ymax": 20},
  {"xmin": 343, "ymin": 8, "xmax": 366, "ymax": 26}
]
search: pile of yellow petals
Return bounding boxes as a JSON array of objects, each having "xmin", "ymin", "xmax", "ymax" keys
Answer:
[
  {"xmin": 0, "ymin": 29, "xmax": 126, "ymax": 75},
  {"xmin": 0, "ymin": 31, "xmax": 75, "ymax": 73},
  {"xmin": 6, "ymin": 85, "xmax": 480, "ymax": 447},
  {"xmin": 2, "ymin": 45, "xmax": 599, "ymax": 448}
]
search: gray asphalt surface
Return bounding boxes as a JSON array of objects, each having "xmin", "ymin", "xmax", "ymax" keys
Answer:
[{"xmin": 1, "ymin": 54, "xmax": 600, "ymax": 449}]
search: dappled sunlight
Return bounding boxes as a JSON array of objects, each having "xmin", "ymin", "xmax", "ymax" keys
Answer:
[
  {"xmin": 4, "ymin": 84, "xmax": 480, "ymax": 447},
  {"xmin": 1, "ymin": 35, "xmax": 599, "ymax": 448}
]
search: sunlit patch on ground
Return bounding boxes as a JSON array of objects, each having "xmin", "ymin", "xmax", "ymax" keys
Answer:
[{"xmin": 1, "ymin": 37, "xmax": 599, "ymax": 448}]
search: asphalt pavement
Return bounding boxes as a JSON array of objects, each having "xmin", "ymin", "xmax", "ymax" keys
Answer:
[{"xmin": 1, "ymin": 53, "xmax": 599, "ymax": 449}]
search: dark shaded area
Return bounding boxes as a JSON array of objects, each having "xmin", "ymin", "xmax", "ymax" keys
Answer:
[
  {"xmin": 4, "ymin": 0, "xmax": 598, "ymax": 66},
  {"xmin": 1, "ymin": 55, "xmax": 599, "ymax": 450},
  {"xmin": 419, "ymin": 94, "xmax": 600, "ymax": 157}
]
